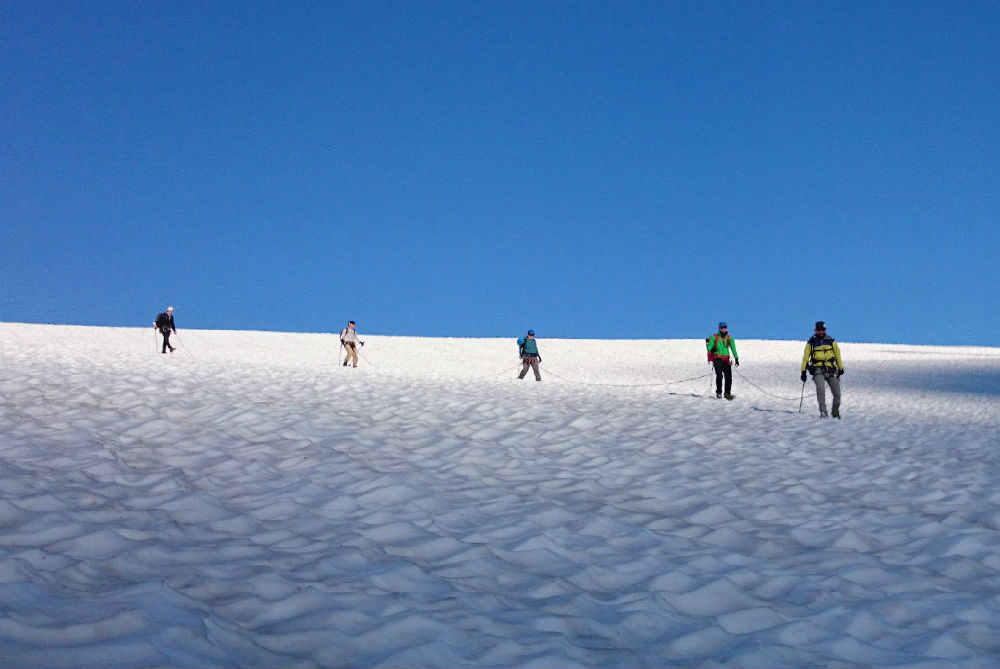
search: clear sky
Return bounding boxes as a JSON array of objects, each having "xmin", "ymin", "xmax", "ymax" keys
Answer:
[{"xmin": 2, "ymin": 1, "xmax": 998, "ymax": 345}]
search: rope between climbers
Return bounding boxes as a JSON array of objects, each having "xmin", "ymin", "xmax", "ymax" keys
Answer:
[
  {"xmin": 734, "ymin": 368, "xmax": 801, "ymax": 401},
  {"xmin": 541, "ymin": 367, "xmax": 713, "ymax": 389},
  {"xmin": 356, "ymin": 351, "xmax": 521, "ymax": 380},
  {"xmin": 359, "ymin": 351, "xmax": 802, "ymax": 403}
]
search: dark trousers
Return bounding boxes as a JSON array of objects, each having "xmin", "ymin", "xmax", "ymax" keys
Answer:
[
  {"xmin": 713, "ymin": 358, "xmax": 732, "ymax": 395},
  {"xmin": 160, "ymin": 329, "xmax": 174, "ymax": 353}
]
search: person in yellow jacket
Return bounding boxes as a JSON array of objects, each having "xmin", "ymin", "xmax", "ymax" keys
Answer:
[{"xmin": 800, "ymin": 321, "xmax": 845, "ymax": 418}]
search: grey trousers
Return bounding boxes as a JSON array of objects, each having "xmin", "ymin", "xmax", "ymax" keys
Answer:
[
  {"xmin": 519, "ymin": 356, "xmax": 541, "ymax": 381},
  {"xmin": 812, "ymin": 370, "xmax": 841, "ymax": 414}
]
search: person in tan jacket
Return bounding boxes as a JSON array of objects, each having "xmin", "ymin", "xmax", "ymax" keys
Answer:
[{"xmin": 339, "ymin": 321, "xmax": 365, "ymax": 367}]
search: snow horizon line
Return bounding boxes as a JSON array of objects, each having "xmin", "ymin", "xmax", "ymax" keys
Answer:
[{"xmin": 3, "ymin": 320, "xmax": 998, "ymax": 352}]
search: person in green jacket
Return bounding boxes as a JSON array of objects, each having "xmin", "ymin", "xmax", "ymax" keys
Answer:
[
  {"xmin": 517, "ymin": 329, "xmax": 542, "ymax": 381},
  {"xmin": 706, "ymin": 321, "xmax": 739, "ymax": 399}
]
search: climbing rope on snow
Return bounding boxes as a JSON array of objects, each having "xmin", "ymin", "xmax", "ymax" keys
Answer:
[
  {"xmin": 353, "ymin": 346, "xmax": 810, "ymax": 410},
  {"xmin": 355, "ymin": 348, "xmax": 381, "ymax": 370},
  {"xmin": 355, "ymin": 349, "xmax": 521, "ymax": 380},
  {"xmin": 173, "ymin": 332, "xmax": 196, "ymax": 359},
  {"xmin": 541, "ymin": 366, "xmax": 713, "ymax": 389},
  {"xmin": 460, "ymin": 361, "xmax": 526, "ymax": 380},
  {"xmin": 733, "ymin": 368, "xmax": 801, "ymax": 402},
  {"xmin": 483, "ymin": 363, "xmax": 525, "ymax": 379}
]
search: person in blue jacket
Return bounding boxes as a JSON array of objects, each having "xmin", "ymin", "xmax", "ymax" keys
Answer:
[{"xmin": 517, "ymin": 329, "xmax": 542, "ymax": 381}]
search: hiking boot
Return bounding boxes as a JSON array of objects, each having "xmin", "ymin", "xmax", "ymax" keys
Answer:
[
  {"xmin": 724, "ymin": 394, "xmax": 734, "ymax": 401},
  {"xmin": 716, "ymin": 392, "xmax": 722, "ymax": 399},
  {"xmin": 831, "ymin": 410, "xmax": 840, "ymax": 419},
  {"xmin": 820, "ymin": 410, "xmax": 828, "ymax": 418}
]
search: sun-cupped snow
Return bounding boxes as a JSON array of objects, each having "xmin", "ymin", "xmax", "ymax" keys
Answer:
[{"xmin": 1, "ymin": 322, "xmax": 999, "ymax": 667}]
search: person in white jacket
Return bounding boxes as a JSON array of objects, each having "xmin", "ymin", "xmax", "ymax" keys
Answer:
[{"xmin": 339, "ymin": 321, "xmax": 364, "ymax": 367}]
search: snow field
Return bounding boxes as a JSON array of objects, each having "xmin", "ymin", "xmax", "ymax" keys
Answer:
[{"xmin": 1, "ymin": 323, "xmax": 999, "ymax": 667}]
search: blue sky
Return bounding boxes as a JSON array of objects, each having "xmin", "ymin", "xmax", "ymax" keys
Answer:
[{"xmin": 2, "ymin": 1, "xmax": 997, "ymax": 345}]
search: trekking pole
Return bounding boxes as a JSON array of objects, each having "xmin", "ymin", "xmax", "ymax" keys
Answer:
[
  {"xmin": 798, "ymin": 380, "xmax": 806, "ymax": 413},
  {"xmin": 154, "ymin": 327, "xmax": 158, "ymax": 354}
]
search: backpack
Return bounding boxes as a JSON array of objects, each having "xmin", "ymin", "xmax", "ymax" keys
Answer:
[
  {"xmin": 517, "ymin": 337, "xmax": 526, "ymax": 355},
  {"xmin": 706, "ymin": 333, "xmax": 731, "ymax": 362},
  {"xmin": 807, "ymin": 335, "xmax": 838, "ymax": 370}
]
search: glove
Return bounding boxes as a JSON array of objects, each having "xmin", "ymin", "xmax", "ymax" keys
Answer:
[
  {"xmin": 837, "ymin": 369, "xmax": 844, "ymax": 377},
  {"xmin": 537, "ymin": 357, "xmax": 542, "ymax": 363},
  {"xmin": 735, "ymin": 359, "xmax": 740, "ymax": 367},
  {"xmin": 800, "ymin": 371, "xmax": 808, "ymax": 382},
  {"xmin": 360, "ymin": 341, "xmax": 365, "ymax": 346}
]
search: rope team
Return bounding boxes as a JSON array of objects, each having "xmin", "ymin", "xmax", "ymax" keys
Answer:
[
  {"xmin": 517, "ymin": 320, "xmax": 845, "ymax": 418},
  {"xmin": 152, "ymin": 308, "xmax": 846, "ymax": 419}
]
